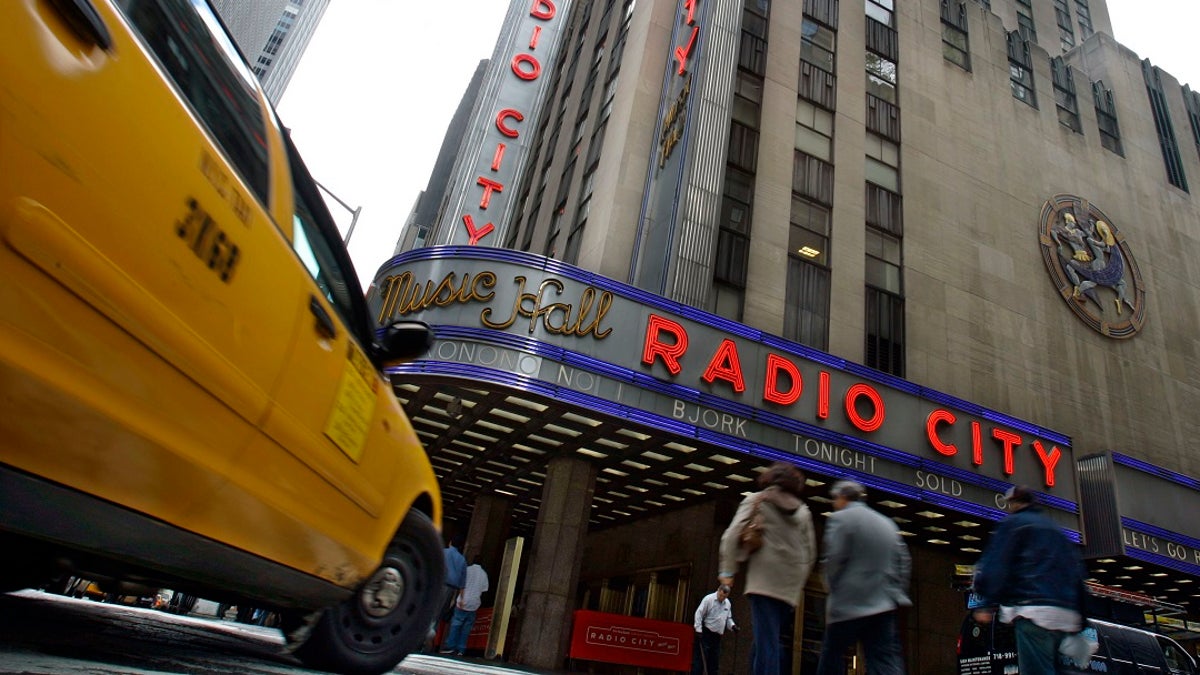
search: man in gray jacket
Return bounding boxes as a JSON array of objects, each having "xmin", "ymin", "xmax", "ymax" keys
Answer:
[{"xmin": 815, "ymin": 480, "xmax": 911, "ymax": 675}]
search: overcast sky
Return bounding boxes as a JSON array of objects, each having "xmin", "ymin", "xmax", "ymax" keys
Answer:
[{"xmin": 276, "ymin": 0, "xmax": 1200, "ymax": 289}]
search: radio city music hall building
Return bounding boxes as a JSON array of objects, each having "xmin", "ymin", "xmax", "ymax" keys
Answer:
[{"xmin": 374, "ymin": 0, "xmax": 1200, "ymax": 671}]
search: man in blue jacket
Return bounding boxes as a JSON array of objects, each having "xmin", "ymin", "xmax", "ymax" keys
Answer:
[{"xmin": 973, "ymin": 485, "xmax": 1088, "ymax": 675}]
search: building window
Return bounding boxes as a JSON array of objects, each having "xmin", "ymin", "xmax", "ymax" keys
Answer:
[
  {"xmin": 796, "ymin": 99, "xmax": 834, "ymax": 160},
  {"xmin": 785, "ymin": 256, "xmax": 831, "ymax": 350},
  {"xmin": 728, "ymin": 123, "xmax": 760, "ymax": 171},
  {"xmin": 865, "ymin": 183, "xmax": 902, "ymax": 236},
  {"xmin": 865, "ymin": 0, "xmax": 894, "ymax": 27},
  {"xmin": 733, "ymin": 71, "xmax": 764, "ymax": 128},
  {"xmin": 1052, "ymin": 57, "xmax": 1081, "ymax": 132},
  {"xmin": 800, "ymin": 17, "xmax": 837, "ymax": 108},
  {"xmin": 1054, "ymin": 0, "xmax": 1074, "ymax": 52},
  {"xmin": 801, "ymin": 18, "xmax": 836, "ymax": 73},
  {"xmin": 865, "ymin": 223, "xmax": 904, "ymax": 378},
  {"xmin": 1016, "ymin": 11, "xmax": 1036, "ymax": 43},
  {"xmin": 1093, "ymin": 81, "xmax": 1123, "ymax": 155},
  {"xmin": 865, "ymin": 286, "xmax": 904, "ymax": 376},
  {"xmin": 941, "ymin": 1, "xmax": 970, "ymax": 72},
  {"xmin": 1184, "ymin": 86, "xmax": 1200, "ymax": 161},
  {"xmin": 544, "ymin": 206, "xmax": 564, "ymax": 258},
  {"xmin": 711, "ymin": 282, "xmax": 745, "ymax": 322},
  {"xmin": 1008, "ymin": 33, "xmax": 1037, "ymax": 107},
  {"xmin": 719, "ymin": 169, "xmax": 754, "ymax": 243},
  {"xmin": 1075, "ymin": 0, "xmax": 1093, "ymax": 38},
  {"xmin": 865, "ymin": 133, "xmax": 899, "ymax": 192},
  {"xmin": 1144, "ymin": 62, "xmax": 1188, "ymax": 191},
  {"xmin": 865, "ymin": 227, "xmax": 901, "ymax": 295},
  {"xmin": 1011, "ymin": 63, "xmax": 1035, "ymax": 106},
  {"xmin": 739, "ymin": 3, "xmax": 769, "ymax": 75},
  {"xmin": 866, "ymin": 53, "xmax": 898, "ymax": 104}
]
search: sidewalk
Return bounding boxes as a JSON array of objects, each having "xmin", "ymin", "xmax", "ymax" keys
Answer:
[{"xmin": 397, "ymin": 652, "xmax": 576, "ymax": 675}]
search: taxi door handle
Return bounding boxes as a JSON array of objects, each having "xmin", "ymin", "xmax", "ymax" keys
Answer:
[
  {"xmin": 47, "ymin": 0, "xmax": 114, "ymax": 51},
  {"xmin": 309, "ymin": 296, "xmax": 337, "ymax": 339}
]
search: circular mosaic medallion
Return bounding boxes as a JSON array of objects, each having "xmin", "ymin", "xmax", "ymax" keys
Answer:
[{"xmin": 1038, "ymin": 194, "xmax": 1146, "ymax": 338}]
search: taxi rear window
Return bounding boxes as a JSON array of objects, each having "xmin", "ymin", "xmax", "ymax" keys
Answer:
[{"xmin": 116, "ymin": 0, "xmax": 270, "ymax": 207}]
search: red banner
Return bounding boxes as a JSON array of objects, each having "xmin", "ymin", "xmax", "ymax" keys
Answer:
[
  {"xmin": 434, "ymin": 607, "xmax": 494, "ymax": 652},
  {"xmin": 569, "ymin": 610, "xmax": 693, "ymax": 671},
  {"xmin": 467, "ymin": 608, "xmax": 493, "ymax": 649}
]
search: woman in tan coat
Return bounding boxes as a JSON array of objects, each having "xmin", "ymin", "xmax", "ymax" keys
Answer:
[{"xmin": 718, "ymin": 462, "xmax": 817, "ymax": 675}]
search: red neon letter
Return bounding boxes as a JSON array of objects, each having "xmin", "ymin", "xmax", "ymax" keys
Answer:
[
  {"xmin": 642, "ymin": 314, "xmax": 687, "ymax": 375},
  {"xmin": 529, "ymin": 0, "xmax": 555, "ymax": 20},
  {"xmin": 673, "ymin": 25, "xmax": 699, "ymax": 75},
  {"xmin": 477, "ymin": 177, "xmax": 504, "ymax": 209},
  {"xmin": 512, "ymin": 53, "xmax": 541, "ymax": 80},
  {"xmin": 683, "ymin": 0, "xmax": 697, "ymax": 24},
  {"xmin": 1033, "ymin": 440, "xmax": 1061, "ymax": 487},
  {"xmin": 971, "ymin": 421, "xmax": 983, "ymax": 465},
  {"xmin": 817, "ymin": 371, "xmax": 831, "ymax": 419},
  {"xmin": 926, "ymin": 409, "xmax": 957, "ymax": 457},
  {"xmin": 763, "ymin": 354, "xmax": 801, "ymax": 405},
  {"xmin": 702, "ymin": 339, "xmax": 746, "ymax": 393},
  {"xmin": 491, "ymin": 144, "xmax": 507, "ymax": 171},
  {"xmin": 496, "ymin": 109, "xmax": 524, "ymax": 138},
  {"xmin": 529, "ymin": 25, "xmax": 542, "ymax": 49},
  {"xmin": 844, "ymin": 383, "xmax": 885, "ymax": 432},
  {"xmin": 460, "ymin": 215, "xmax": 494, "ymax": 246},
  {"xmin": 991, "ymin": 428, "xmax": 1022, "ymax": 476}
]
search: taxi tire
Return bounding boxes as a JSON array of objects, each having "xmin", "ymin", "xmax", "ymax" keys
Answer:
[{"xmin": 292, "ymin": 510, "xmax": 444, "ymax": 675}]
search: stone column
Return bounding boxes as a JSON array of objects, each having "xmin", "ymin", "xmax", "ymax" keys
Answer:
[
  {"xmin": 512, "ymin": 455, "xmax": 596, "ymax": 670},
  {"xmin": 465, "ymin": 492, "xmax": 512, "ymax": 578}
]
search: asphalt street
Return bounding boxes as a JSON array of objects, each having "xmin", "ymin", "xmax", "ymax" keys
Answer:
[{"xmin": 0, "ymin": 590, "xmax": 559, "ymax": 675}]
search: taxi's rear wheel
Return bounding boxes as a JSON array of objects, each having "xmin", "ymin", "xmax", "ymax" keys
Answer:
[{"xmin": 291, "ymin": 510, "xmax": 444, "ymax": 675}]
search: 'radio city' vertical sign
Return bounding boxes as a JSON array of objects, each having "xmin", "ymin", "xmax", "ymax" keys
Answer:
[
  {"xmin": 631, "ymin": 0, "xmax": 707, "ymax": 293},
  {"xmin": 437, "ymin": 0, "xmax": 572, "ymax": 247}
]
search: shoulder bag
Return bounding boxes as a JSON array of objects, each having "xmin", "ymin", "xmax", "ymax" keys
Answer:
[{"xmin": 738, "ymin": 493, "xmax": 766, "ymax": 554}]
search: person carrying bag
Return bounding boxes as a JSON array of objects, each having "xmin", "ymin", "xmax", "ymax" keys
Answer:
[{"xmin": 717, "ymin": 462, "xmax": 816, "ymax": 675}]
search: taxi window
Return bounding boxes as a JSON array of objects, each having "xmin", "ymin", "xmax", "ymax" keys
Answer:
[
  {"xmin": 116, "ymin": 0, "xmax": 270, "ymax": 206},
  {"xmin": 286, "ymin": 143, "xmax": 361, "ymax": 337}
]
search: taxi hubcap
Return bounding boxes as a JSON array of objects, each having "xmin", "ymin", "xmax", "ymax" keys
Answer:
[{"xmin": 360, "ymin": 566, "xmax": 404, "ymax": 618}]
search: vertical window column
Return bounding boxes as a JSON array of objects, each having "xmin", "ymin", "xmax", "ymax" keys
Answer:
[
  {"xmin": 1144, "ymin": 62, "xmax": 1188, "ymax": 191},
  {"xmin": 1008, "ymin": 31, "xmax": 1037, "ymax": 107},
  {"xmin": 864, "ymin": 0, "xmax": 904, "ymax": 376},
  {"xmin": 712, "ymin": 0, "xmax": 772, "ymax": 321},
  {"xmin": 1052, "ymin": 57, "xmax": 1081, "ymax": 132},
  {"xmin": 1092, "ymin": 81, "xmax": 1123, "ymax": 156},
  {"xmin": 940, "ymin": 0, "xmax": 970, "ymax": 71},
  {"xmin": 1054, "ymin": 0, "xmax": 1075, "ymax": 52},
  {"xmin": 785, "ymin": 12, "xmax": 837, "ymax": 350}
]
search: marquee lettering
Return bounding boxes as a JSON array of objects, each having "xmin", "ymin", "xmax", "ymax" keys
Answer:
[
  {"xmin": 701, "ymin": 339, "xmax": 746, "ymax": 393},
  {"xmin": 480, "ymin": 276, "xmax": 613, "ymax": 338},
  {"xmin": 640, "ymin": 313, "xmax": 1063, "ymax": 487},
  {"xmin": 376, "ymin": 270, "xmax": 497, "ymax": 323},
  {"xmin": 377, "ymin": 270, "xmax": 612, "ymax": 340},
  {"xmin": 764, "ymin": 354, "xmax": 802, "ymax": 405},
  {"xmin": 924, "ymin": 407, "xmax": 1064, "ymax": 486}
]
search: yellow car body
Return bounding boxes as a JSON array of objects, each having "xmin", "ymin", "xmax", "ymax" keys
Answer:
[{"xmin": 0, "ymin": 1, "xmax": 442, "ymax": 671}]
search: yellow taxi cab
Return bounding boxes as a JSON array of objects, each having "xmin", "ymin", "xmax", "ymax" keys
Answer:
[{"xmin": 0, "ymin": 1, "xmax": 443, "ymax": 672}]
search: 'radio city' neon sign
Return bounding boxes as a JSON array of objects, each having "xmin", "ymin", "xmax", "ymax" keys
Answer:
[
  {"xmin": 641, "ymin": 314, "xmax": 1064, "ymax": 487},
  {"xmin": 672, "ymin": 0, "xmax": 700, "ymax": 76},
  {"xmin": 458, "ymin": 0, "xmax": 561, "ymax": 246}
]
